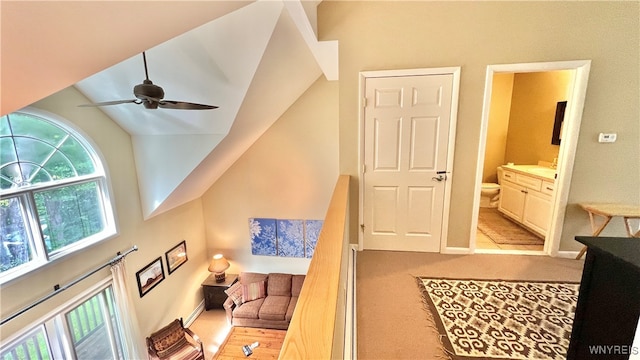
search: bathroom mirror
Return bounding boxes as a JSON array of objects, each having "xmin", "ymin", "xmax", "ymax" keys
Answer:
[{"xmin": 551, "ymin": 101, "xmax": 567, "ymax": 145}]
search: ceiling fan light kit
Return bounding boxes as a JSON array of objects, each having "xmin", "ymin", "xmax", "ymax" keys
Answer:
[{"xmin": 79, "ymin": 52, "xmax": 218, "ymax": 110}]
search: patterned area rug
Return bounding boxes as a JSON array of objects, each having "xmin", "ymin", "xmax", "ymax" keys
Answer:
[
  {"xmin": 416, "ymin": 277, "xmax": 579, "ymax": 360},
  {"xmin": 477, "ymin": 208, "xmax": 544, "ymax": 245}
]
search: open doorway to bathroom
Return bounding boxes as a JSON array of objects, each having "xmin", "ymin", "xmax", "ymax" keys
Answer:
[{"xmin": 471, "ymin": 60, "xmax": 591, "ymax": 256}]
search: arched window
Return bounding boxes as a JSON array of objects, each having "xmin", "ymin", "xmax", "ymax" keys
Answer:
[{"xmin": 0, "ymin": 108, "xmax": 116, "ymax": 283}]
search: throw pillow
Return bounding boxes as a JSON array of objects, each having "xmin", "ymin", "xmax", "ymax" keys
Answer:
[
  {"xmin": 224, "ymin": 282, "xmax": 243, "ymax": 306},
  {"xmin": 242, "ymin": 280, "xmax": 266, "ymax": 302}
]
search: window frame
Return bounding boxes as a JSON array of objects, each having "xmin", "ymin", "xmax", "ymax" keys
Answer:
[
  {"xmin": 0, "ymin": 277, "xmax": 125, "ymax": 360},
  {"xmin": 0, "ymin": 107, "xmax": 118, "ymax": 285}
]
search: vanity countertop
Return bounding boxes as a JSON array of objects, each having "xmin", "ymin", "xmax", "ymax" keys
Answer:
[{"xmin": 502, "ymin": 164, "xmax": 556, "ymax": 181}]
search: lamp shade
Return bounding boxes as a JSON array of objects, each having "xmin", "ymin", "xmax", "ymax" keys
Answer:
[{"xmin": 208, "ymin": 254, "xmax": 230, "ymax": 273}]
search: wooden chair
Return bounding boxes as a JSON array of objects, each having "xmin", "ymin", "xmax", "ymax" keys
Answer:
[{"xmin": 146, "ymin": 318, "xmax": 204, "ymax": 360}]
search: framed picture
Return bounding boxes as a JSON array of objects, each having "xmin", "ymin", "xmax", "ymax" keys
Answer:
[
  {"xmin": 136, "ymin": 257, "xmax": 165, "ymax": 298},
  {"xmin": 165, "ymin": 240, "xmax": 188, "ymax": 274}
]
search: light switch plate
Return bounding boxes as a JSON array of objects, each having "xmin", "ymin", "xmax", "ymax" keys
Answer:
[{"xmin": 598, "ymin": 133, "xmax": 617, "ymax": 143}]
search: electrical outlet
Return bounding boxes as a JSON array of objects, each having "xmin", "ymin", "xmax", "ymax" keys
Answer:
[{"xmin": 598, "ymin": 133, "xmax": 617, "ymax": 143}]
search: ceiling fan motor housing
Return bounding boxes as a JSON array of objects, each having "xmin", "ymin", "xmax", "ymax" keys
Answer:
[{"xmin": 134, "ymin": 80, "xmax": 165, "ymax": 108}]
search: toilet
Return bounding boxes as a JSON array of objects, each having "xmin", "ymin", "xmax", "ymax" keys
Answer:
[{"xmin": 480, "ymin": 166, "xmax": 504, "ymax": 208}]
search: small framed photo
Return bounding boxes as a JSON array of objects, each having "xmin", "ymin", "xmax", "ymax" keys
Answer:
[
  {"xmin": 136, "ymin": 257, "xmax": 165, "ymax": 297},
  {"xmin": 165, "ymin": 240, "xmax": 188, "ymax": 274}
]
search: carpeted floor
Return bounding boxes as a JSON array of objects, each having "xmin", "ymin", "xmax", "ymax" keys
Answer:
[
  {"xmin": 356, "ymin": 251, "xmax": 585, "ymax": 360},
  {"xmin": 477, "ymin": 208, "xmax": 543, "ymax": 245}
]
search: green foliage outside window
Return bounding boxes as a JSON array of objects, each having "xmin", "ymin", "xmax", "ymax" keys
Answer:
[{"xmin": 0, "ymin": 111, "xmax": 110, "ymax": 278}]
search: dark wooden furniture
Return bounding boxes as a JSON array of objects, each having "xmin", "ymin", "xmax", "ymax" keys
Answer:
[
  {"xmin": 202, "ymin": 273, "xmax": 238, "ymax": 310},
  {"xmin": 568, "ymin": 236, "xmax": 640, "ymax": 359}
]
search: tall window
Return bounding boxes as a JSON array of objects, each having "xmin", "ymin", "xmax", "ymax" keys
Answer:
[
  {"xmin": 0, "ymin": 109, "xmax": 116, "ymax": 283},
  {"xmin": 0, "ymin": 282, "xmax": 125, "ymax": 360}
]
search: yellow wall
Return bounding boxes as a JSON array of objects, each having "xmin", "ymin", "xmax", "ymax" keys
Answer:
[
  {"xmin": 483, "ymin": 70, "xmax": 574, "ymax": 182},
  {"xmin": 484, "ymin": 73, "xmax": 514, "ymax": 183},
  {"xmin": 505, "ymin": 71, "xmax": 574, "ymax": 165},
  {"xmin": 0, "ymin": 87, "xmax": 210, "ymax": 342},
  {"xmin": 319, "ymin": 1, "xmax": 639, "ymax": 249},
  {"xmin": 200, "ymin": 77, "xmax": 339, "ymax": 275}
]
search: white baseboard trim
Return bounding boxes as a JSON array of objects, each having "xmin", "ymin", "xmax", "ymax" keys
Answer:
[
  {"xmin": 441, "ymin": 247, "xmax": 472, "ymax": 255},
  {"xmin": 184, "ymin": 300, "xmax": 205, "ymax": 327},
  {"xmin": 554, "ymin": 251, "xmax": 581, "ymax": 259}
]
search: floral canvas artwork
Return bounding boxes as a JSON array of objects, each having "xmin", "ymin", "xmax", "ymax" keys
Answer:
[
  {"xmin": 305, "ymin": 220, "xmax": 323, "ymax": 258},
  {"xmin": 249, "ymin": 217, "xmax": 323, "ymax": 258},
  {"xmin": 277, "ymin": 219, "xmax": 305, "ymax": 257},
  {"xmin": 249, "ymin": 218, "xmax": 277, "ymax": 256}
]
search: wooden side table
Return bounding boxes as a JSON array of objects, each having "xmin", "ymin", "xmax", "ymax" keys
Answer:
[
  {"xmin": 201, "ymin": 273, "xmax": 238, "ymax": 310},
  {"xmin": 576, "ymin": 203, "xmax": 640, "ymax": 260}
]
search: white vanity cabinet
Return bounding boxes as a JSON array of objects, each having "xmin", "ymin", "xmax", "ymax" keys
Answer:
[{"xmin": 498, "ymin": 168, "xmax": 554, "ymax": 237}]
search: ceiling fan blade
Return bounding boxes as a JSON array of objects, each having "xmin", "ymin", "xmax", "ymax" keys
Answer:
[
  {"xmin": 158, "ymin": 100, "xmax": 218, "ymax": 110},
  {"xmin": 78, "ymin": 99, "xmax": 140, "ymax": 107}
]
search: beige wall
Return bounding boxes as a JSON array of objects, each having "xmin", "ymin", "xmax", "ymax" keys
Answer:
[
  {"xmin": 319, "ymin": 1, "xmax": 639, "ymax": 249},
  {"xmin": 0, "ymin": 87, "xmax": 209, "ymax": 342},
  {"xmin": 505, "ymin": 71, "xmax": 573, "ymax": 165},
  {"xmin": 200, "ymin": 77, "xmax": 339, "ymax": 275},
  {"xmin": 484, "ymin": 73, "xmax": 514, "ymax": 183},
  {"xmin": 3, "ymin": 0, "xmax": 639, "ymax": 346}
]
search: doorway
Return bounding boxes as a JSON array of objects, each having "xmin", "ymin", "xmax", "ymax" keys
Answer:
[
  {"xmin": 358, "ymin": 67, "xmax": 460, "ymax": 252},
  {"xmin": 471, "ymin": 60, "xmax": 591, "ymax": 256}
]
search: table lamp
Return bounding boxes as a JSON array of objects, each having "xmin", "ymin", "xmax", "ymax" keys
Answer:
[{"xmin": 208, "ymin": 254, "xmax": 230, "ymax": 283}]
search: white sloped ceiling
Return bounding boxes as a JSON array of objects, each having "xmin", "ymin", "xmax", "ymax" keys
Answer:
[{"xmin": 72, "ymin": 1, "xmax": 338, "ymax": 218}]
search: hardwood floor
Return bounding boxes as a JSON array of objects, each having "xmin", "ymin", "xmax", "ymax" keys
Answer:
[
  {"xmin": 212, "ymin": 327, "xmax": 286, "ymax": 360},
  {"xmin": 188, "ymin": 309, "xmax": 231, "ymax": 360},
  {"xmin": 189, "ymin": 310, "xmax": 286, "ymax": 360}
]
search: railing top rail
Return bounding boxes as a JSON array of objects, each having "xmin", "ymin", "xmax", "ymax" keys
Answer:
[{"xmin": 279, "ymin": 175, "xmax": 350, "ymax": 360}]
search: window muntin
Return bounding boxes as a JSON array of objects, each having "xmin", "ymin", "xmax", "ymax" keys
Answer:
[
  {"xmin": 0, "ymin": 109, "xmax": 115, "ymax": 283},
  {"xmin": 0, "ymin": 113, "xmax": 96, "ymax": 189}
]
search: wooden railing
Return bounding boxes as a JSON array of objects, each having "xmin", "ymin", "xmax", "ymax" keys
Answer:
[{"xmin": 279, "ymin": 175, "xmax": 351, "ymax": 359}]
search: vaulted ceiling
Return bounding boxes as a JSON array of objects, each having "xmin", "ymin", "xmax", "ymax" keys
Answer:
[{"xmin": 1, "ymin": 1, "xmax": 338, "ymax": 219}]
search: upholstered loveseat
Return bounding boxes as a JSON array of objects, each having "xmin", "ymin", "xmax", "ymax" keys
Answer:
[{"xmin": 223, "ymin": 272, "xmax": 305, "ymax": 330}]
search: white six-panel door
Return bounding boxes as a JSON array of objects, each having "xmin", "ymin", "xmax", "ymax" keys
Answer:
[{"xmin": 362, "ymin": 73, "xmax": 454, "ymax": 252}]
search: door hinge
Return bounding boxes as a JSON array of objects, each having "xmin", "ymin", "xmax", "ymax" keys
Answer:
[
  {"xmin": 360, "ymin": 224, "xmax": 365, "ymax": 231},
  {"xmin": 363, "ymin": 97, "xmax": 367, "ymax": 107},
  {"xmin": 362, "ymin": 164, "xmax": 366, "ymax": 174}
]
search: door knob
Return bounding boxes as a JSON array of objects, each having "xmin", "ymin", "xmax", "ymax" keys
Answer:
[{"xmin": 432, "ymin": 171, "xmax": 448, "ymax": 182}]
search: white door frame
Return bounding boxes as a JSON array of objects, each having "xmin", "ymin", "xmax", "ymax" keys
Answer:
[
  {"xmin": 470, "ymin": 60, "xmax": 591, "ymax": 256},
  {"xmin": 358, "ymin": 67, "xmax": 461, "ymax": 252}
]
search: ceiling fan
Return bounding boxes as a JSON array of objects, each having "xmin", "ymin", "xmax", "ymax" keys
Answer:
[{"xmin": 79, "ymin": 52, "xmax": 218, "ymax": 110}]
